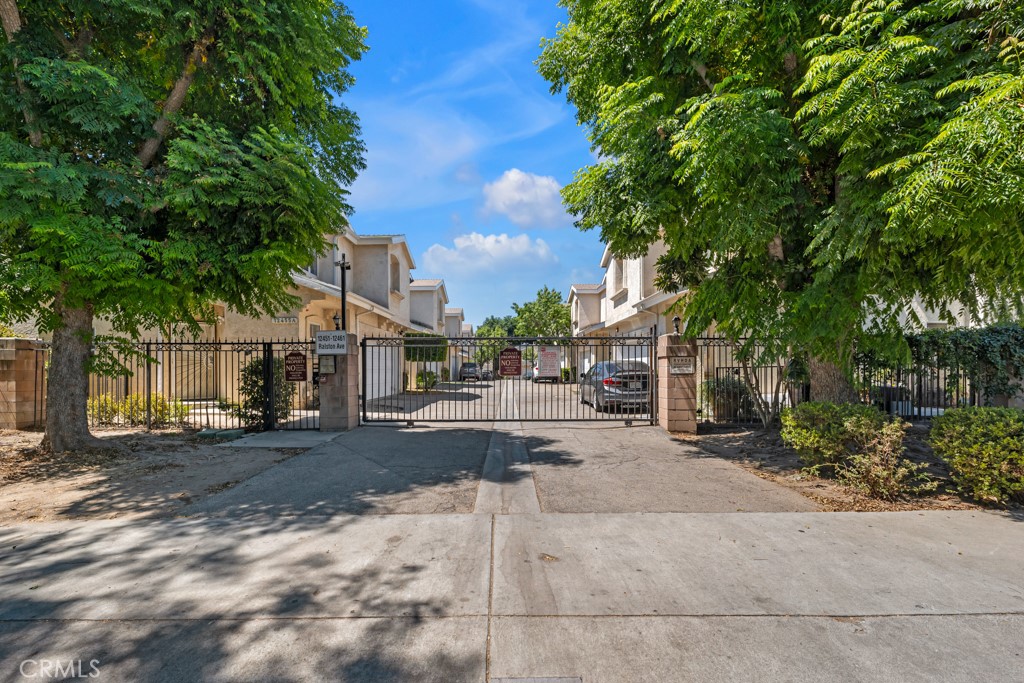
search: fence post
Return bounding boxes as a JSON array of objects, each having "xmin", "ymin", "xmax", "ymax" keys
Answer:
[
  {"xmin": 656, "ymin": 334, "xmax": 698, "ymax": 434},
  {"xmin": 361, "ymin": 337, "xmax": 368, "ymax": 424},
  {"xmin": 145, "ymin": 342, "xmax": 152, "ymax": 430},
  {"xmin": 262, "ymin": 342, "xmax": 274, "ymax": 431},
  {"xmin": 319, "ymin": 333, "xmax": 359, "ymax": 431}
]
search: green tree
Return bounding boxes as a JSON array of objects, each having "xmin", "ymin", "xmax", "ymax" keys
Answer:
[
  {"xmin": 512, "ymin": 286, "xmax": 571, "ymax": 339},
  {"xmin": 474, "ymin": 316, "xmax": 516, "ymax": 364},
  {"xmin": 538, "ymin": 0, "xmax": 1024, "ymax": 401},
  {"xmin": 0, "ymin": 0, "xmax": 366, "ymax": 450}
]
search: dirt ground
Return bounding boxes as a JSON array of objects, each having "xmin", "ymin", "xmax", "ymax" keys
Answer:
[
  {"xmin": 675, "ymin": 424, "xmax": 987, "ymax": 512},
  {"xmin": 0, "ymin": 429, "xmax": 305, "ymax": 523}
]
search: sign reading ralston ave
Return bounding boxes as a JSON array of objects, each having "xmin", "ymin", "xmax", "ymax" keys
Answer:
[
  {"xmin": 284, "ymin": 351, "xmax": 307, "ymax": 382},
  {"xmin": 498, "ymin": 347, "xmax": 522, "ymax": 377},
  {"xmin": 316, "ymin": 330, "xmax": 348, "ymax": 355}
]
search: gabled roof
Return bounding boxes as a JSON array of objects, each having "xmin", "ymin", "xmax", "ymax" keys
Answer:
[
  {"xmin": 410, "ymin": 279, "xmax": 449, "ymax": 306},
  {"xmin": 338, "ymin": 229, "xmax": 417, "ymax": 270},
  {"xmin": 567, "ymin": 282, "xmax": 607, "ymax": 304}
]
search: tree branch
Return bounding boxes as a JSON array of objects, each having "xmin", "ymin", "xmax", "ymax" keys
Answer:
[
  {"xmin": 0, "ymin": 0, "xmax": 42, "ymax": 146},
  {"xmin": 691, "ymin": 61, "xmax": 714, "ymax": 93},
  {"xmin": 137, "ymin": 36, "xmax": 213, "ymax": 168}
]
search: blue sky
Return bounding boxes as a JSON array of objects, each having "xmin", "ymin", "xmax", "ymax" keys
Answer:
[{"xmin": 344, "ymin": 0, "xmax": 606, "ymax": 328}]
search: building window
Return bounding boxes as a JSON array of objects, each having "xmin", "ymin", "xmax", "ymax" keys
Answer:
[
  {"xmin": 309, "ymin": 322, "xmax": 321, "ymax": 340},
  {"xmin": 308, "ymin": 252, "xmax": 318, "ymax": 278},
  {"xmin": 611, "ymin": 258, "xmax": 623, "ymax": 292}
]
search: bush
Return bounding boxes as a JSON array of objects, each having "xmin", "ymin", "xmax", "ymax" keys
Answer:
[
  {"xmin": 88, "ymin": 394, "xmax": 119, "ymax": 424},
  {"xmin": 561, "ymin": 367, "xmax": 576, "ymax": 383},
  {"xmin": 232, "ymin": 357, "xmax": 297, "ymax": 429},
  {"xmin": 698, "ymin": 376, "xmax": 754, "ymax": 421},
  {"xmin": 781, "ymin": 402, "xmax": 933, "ymax": 499},
  {"xmin": 930, "ymin": 407, "xmax": 1024, "ymax": 505},
  {"xmin": 836, "ymin": 419, "xmax": 935, "ymax": 501},
  {"xmin": 780, "ymin": 402, "xmax": 887, "ymax": 469},
  {"xmin": 440, "ymin": 367, "xmax": 450, "ymax": 382},
  {"xmin": 417, "ymin": 369, "xmax": 438, "ymax": 391},
  {"xmin": 119, "ymin": 393, "xmax": 190, "ymax": 427}
]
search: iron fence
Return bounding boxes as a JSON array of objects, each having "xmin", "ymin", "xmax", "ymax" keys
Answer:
[
  {"xmin": 361, "ymin": 333, "xmax": 655, "ymax": 424},
  {"xmin": 64, "ymin": 339, "xmax": 319, "ymax": 431},
  {"xmin": 694, "ymin": 336, "xmax": 984, "ymax": 426}
]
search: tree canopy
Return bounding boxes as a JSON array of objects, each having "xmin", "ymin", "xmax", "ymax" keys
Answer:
[
  {"xmin": 538, "ymin": 0, "xmax": 1024, "ymax": 363},
  {"xmin": 512, "ymin": 286, "xmax": 571, "ymax": 339},
  {"xmin": 0, "ymin": 0, "xmax": 367, "ymax": 449}
]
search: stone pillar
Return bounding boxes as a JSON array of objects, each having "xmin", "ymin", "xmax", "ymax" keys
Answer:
[
  {"xmin": 0, "ymin": 339, "xmax": 46, "ymax": 430},
  {"xmin": 657, "ymin": 335, "xmax": 697, "ymax": 434},
  {"xmin": 318, "ymin": 333, "xmax": 359, "ymax": 431}
]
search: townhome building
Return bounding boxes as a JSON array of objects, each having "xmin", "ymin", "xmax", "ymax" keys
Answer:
[{"xmin": 409, "ymin": 280, "xmax": 449, "ymax": 333}]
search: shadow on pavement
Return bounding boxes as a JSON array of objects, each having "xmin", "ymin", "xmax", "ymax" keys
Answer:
[
  {"xmin": 178, "ymin": 426, "xmax": 579, "ymax": 520},
  {"xmin": 0, "ymin": 514, "xmax": 483, "ymax": 681}
]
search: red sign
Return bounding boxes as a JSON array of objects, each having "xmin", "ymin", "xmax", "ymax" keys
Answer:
[
  {"xmin": 498, "ymin": 347, "xmax": 522, "ymax": 377},
  {"xmin": 284, "ymin": 351, "xmax": 307, "ymax": 382}
]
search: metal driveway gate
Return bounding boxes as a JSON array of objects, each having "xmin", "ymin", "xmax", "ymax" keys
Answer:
[{"xmin": 360, "ymin": 333, "xmax": 655, "ymax": 424}]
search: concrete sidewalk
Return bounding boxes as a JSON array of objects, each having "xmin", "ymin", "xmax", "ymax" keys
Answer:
[{"xmin": 1, "ymin": 510, "xmax": 1022, "ymax": 681}]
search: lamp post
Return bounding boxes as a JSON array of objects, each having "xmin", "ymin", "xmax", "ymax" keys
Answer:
[
  {"xmin": 672, "ymin": 316, "xmax": 681, "ymax": 335},
  {"xmin": 335, "ymin": 253, "xmax": 351, "ymax": 331},
  {"xmin": 332, "ymin": 313, "xmax": 340, "ymax": 331}
]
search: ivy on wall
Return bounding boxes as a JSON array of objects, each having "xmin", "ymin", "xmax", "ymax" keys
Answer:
[
  {"xmin": 908, "ymin": 325, "xmax": 1024, "ymax": 403},
  {"xmin": 858, "ymin": 324, "xmax": 1024, "ymax": 404}
]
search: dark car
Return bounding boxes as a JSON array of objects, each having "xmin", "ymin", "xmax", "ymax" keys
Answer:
[
  {"xmin": 459, "ymin": 362, "xmax": 482, "ymax": 381},
  {"xmin": 481, "ymin": 368, "xmax": 494, "ymax": 381},
  {"xmin": 579, "ymin": 361, "xmax": 651, "ymax": 412}
]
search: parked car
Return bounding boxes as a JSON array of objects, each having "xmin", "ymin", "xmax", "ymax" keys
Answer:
[
  {"xmin": 481, "ymin": 368, "xmax": 494, "ymax": 381},
  {"xmin": 531, "ymin": 364, "xmax": 559, "ymax": 383},
  {"xmin": 579, "ymin": 361, "xmax": 651, "ymax": 412},
  {"xmin": 459, "ymin": 362, "xmax": 482, "ymax": 381}
]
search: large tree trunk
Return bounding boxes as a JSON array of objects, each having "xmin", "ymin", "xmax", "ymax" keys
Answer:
[
  {"xmin": 41, "ymin": 303, "xmax": 107, "ymax": 452},
  {"xmin": 808, "ymin": 357, "xmax": 859, "ymax": 404}
]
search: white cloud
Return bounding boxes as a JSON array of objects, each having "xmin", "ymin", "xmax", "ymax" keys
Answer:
[
  {"xmin": 483, "ymin": 169, "xmax": 570, "ymax": 229},
  {"xmin": 422, "ymin": 232, "xmax": 557, "ymax": 276}
]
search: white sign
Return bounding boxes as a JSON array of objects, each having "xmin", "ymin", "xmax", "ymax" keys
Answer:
[
  {"xmin": 537, "ymin": 345, "xmax": 560, "ymax": 378},
  {"xmin": 316, "ymin": 331, "xmax": 348, "ymax": 355},
  {"xmin": 669, "ymin": 356, "xmax": 695, "ymax": 375}
]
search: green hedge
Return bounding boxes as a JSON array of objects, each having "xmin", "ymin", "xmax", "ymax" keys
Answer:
[
  {"xmin": 780, "ymin": 402, "xmax": 887, "ymax": 469},
  {"xmin": 87, "ymin": 393, "xmax": 190, "ymax": 427},
  {"xmin": 930, "ymin": 407, "xmax": 1024, "ymax": 505},
  {"xmin": 404, "ymin": 332, "xmax": 447, "ymax": 362}
]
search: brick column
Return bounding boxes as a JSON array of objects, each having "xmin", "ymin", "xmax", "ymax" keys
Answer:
[
  {"xmin": 0, "ymin": 339, "xmax": 46, "ymax": 430},
  {"xmin": 657, "ymin": 335, "xmax": 697, "ymax": 434},
  {"xmin": 318, "ymin": 333, "xmax": 359, "ymax": 431}
]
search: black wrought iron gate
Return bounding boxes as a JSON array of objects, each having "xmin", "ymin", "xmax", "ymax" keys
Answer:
[{"xmin": 360, "ymin": 333, "xmax": 655, "ymax": 424}]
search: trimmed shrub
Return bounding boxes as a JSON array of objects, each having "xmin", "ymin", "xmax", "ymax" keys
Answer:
[
  {"xmin": 119, "ymin": 393, "xmax": 190, "ymax": 427},
  {"xmin": 561, "ymin": 367, "xmax": 576, "ymax": 383},
  {"xmin": 88, "ymin": 394, "xmax": 119, "ymax": 424},
  {"xmin": 440, "ymin": 367, "xmax": 451, "ymax": 382},
  {"xmin": 930, "ymin": 407, "xmax": 1024, "ymax": 505},
  {"xmin": 781, "ymin": 402, "xmax": 887, "ymax": 469},
  {"xmin": 781, "ymin": 402, "xmax": 933, "ymax": 498},
  {"xmin": 417, "ymin": 369, "xmax": 438, "ymax": 391},
  {"xmin": 232, "ymin": 357, "xmax": 297, "ymax": 429}
]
